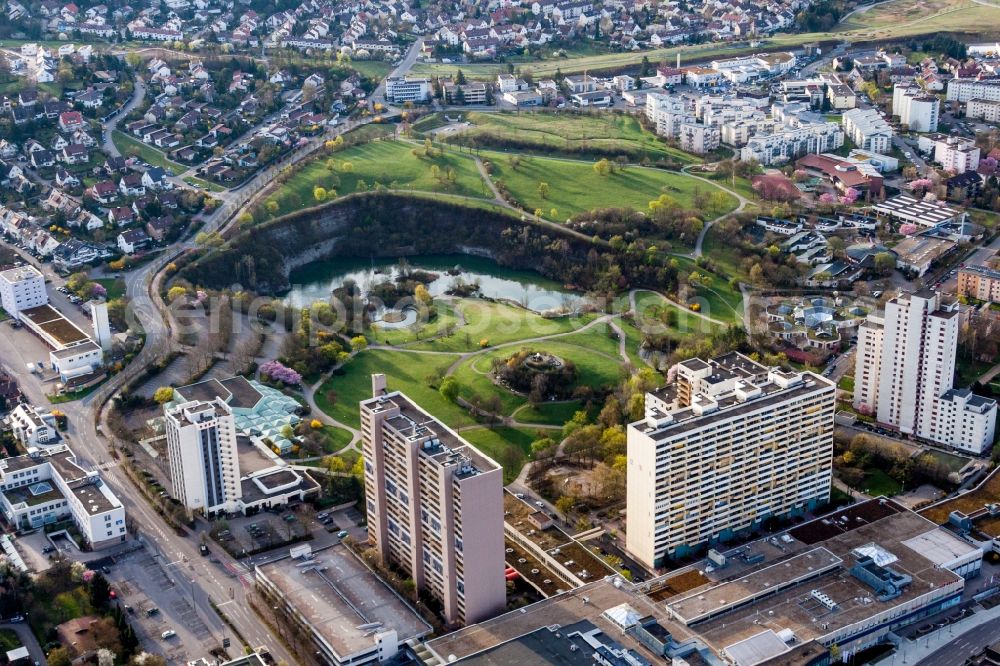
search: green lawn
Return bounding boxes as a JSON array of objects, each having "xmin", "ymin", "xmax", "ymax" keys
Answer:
[
  {"xmin": 369, "ymin": 302, "xmax": 462, "ymax": 347},
  {"xmin": 923, "ymin": 449, "xmax": 970, "ymax": 474},
  {"xmin": 111, "ymin": 130, "xmax": 184, "ymax": 171},
  {"xmin": 351, "ymin": 60, "xmax": 393, "ymax": 80},
  {"xmin": 436, "ymin": 111, "xmax": 698, "ymax": 164},
  {"xmin": 314, "ymin": 350, "xmax": 471, "ymax": 429},
  {"xmin": 269, "ymin": 140, "xmax": 491, "ymax": 217},
  {"xmin": 406, "ymin": 300, "xmax": 596, "ymax": 353},
  {"xmin": 838, "ymin": 375, "xmax": 855, "ymax": 393},
  {"xmin": 317, "ymin": 425, "xmax": 354, "ymax": 453},
  {"xmin": 450, "ymin": 339, "xmax": 626, "ymax": 419},
  {"xmin": 0, "ymin": 629, "xmax": 21, "ymax": 653},
  {"xmin": 671, "ymin": 257, "xmax": 744, "ymax": 325},
  {"xmin": 860, "ymin": 469, "xmax": 903, "ymax": 497},
  {"xmin": 483, "ymin": 152, "xmax": 737, "ymax": 221},
  {"xmin": 459, "ymin": 426, "xmax": 542, "ymax": 483},
  {"xmin": 94, "ymin": 277, "xmax": 126, "ymax": 300},
  {"xmin": 632, "ymin": 289, "xmax": 725, "ymax": 339},
  {"xmin": 513, "ymin": 401, "xmax": 591, "ymax": 426}
]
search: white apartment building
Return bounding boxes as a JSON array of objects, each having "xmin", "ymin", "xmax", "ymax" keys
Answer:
[
  {"xmin": 384, "ymin": 75, "xmax": 430, "ymax": 103},
  {"xmin": 893, "ymin": 84, "xmax": 939, "ymax": 132},
  {"xmin": 0, "ymin": 446, "xmax": 127, "ymax": 549},
  {"xmin": 933, "ymin": 136, "xmax": 981, "ymax": 174},
  {"xmin": 679, "ymin": 122, "xmax": 721, "ymax": 155},
  {"xmin": 946, "ymin": 78, "xmax": 1000, "ymax": 103},
  {"xmin": 645, "ymin": 92, "xmax": 695, "ymax": 139},
  {"xmin": 965, "ymin": 98, "xmax": 1000, "ymax": 122},
  {"xmin": 854, "ymin": 290, "xmax": 997, "ymax": 454},
  {"xmin": 0, "ymin": 265, "xmax": 47, "ymax": 319},
  {"xmin": 7, "ymin": 404, "xmax": 57, "ymax": 447},
  {"xmin": 740, "ymin": 122, "xmax": 844, "ymax": 165},
  {"xmin": 626, "ymin": 353, "xmax": 835, "ymax": 568},
  {"xmin": 165, "ymin": 399, "xmax": 242, "ymax": 515},
  {"xmin": 361, "ymin": 374, "xmax": 505, "ymax": 626},
  {"xmin": 842, "ymin": 108, "xmax": 894, "ymax": 155}
]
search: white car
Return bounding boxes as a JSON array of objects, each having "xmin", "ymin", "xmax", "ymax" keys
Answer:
[
  {"xmin": 161, "ymin": 630, "xmax": 176, "ymax": 639},
  {"xmin": 904, "ymin": 152, "xmax": 912, "ymax": 158}
]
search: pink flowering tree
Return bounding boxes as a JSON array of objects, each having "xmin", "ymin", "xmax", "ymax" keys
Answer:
[
  {"xmin": 839, "ymin": 187, "xmax": 860, "ymax": 205},
  {"xmin": 908, "ymin": 178, "xmax": 934, "ymax": 192},
  {"xmin": 899, "ymin": 223, "xmax": 919, "ymax": 236},
  {"xmin": 818, "ymin": 192, "xmax": 836, "ymax": 205},
  {"xmin": 260, "ymin": 360, "xmax": 302, "ymax": 386},
  {"xmin": 90, "ymin": 283, "xmax": 107, "ymax": 298},
  {"xmin": 981, "ymin": 156, "xmax": 997, "ymax": 175}
]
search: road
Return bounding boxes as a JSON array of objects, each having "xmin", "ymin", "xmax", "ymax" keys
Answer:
[
  {"xmin": 101, "ymin": 74, "xmax": 147, "ymax": 158},
  {"xmin": 0, "ymin": 108, "xmax": 388, "ymax": 666},
  {"xmin": 938, "ymin": 233, "xmax": 1000, "ymax": 294},
  {"xmin": 373, "ymin": 38, "xmax": 424, "ymax": 102},
  {"xmin": 0, "ymin": 622, "xmax": 46, "ymax": 665},
  {"xmin": 914, "ymin": 609, "xmax": 1000, "ymax": 666}
]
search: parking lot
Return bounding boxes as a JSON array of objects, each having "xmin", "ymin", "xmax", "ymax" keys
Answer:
[
  {"xmin": 107, "ymin": 543, "xmax": 226, "ymax": 663},
  {"xmin": 212, "ymin": 509, "xmax": 311, "ymax": 557}
]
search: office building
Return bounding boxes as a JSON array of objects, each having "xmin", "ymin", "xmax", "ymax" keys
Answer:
[
  {"xmin": 164, "ymin": 398, "xmax": 242, "ymax": 515},
  {"xmin": 0, "ymin": 446, "xmax": 127, "ymax": 549},
  {"xmin": 0, "ymin": 265, "xmax": 46, "ymax": 319},
  {"xmin": 842, "ymin": 108, "xmax": 894, "ymax": 154},
  {"xmin": 854, "ymin": 290, "xmax": 997, "ymax": 453},
  {"xmin": 384, "ymin": 75, "xmax": 430, "ymax": 103},
  {"xmin": 946, "ymin": 78, "xmax": 1000, "ymax": 103},
  {"xmin": 957, "ymin": 264, "xmax": 1000, "ymax": 303},
  {"xmin": 626, "ymin": 353, "xmax": 835, "ymax": 568},
  {"xmin": 892, "ymin": 84, "xmax": 939, "ymax": 132},
  {"xmin": 360, "ymin": 374, "xmax": 505, "ymax": 625}
]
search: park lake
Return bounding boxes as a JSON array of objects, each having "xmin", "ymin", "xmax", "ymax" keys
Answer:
[{"xmin": 284, "ymin": 254, "xmax": 589, "ymax": 316}]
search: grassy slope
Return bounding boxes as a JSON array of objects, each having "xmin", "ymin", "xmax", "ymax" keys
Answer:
[
  {"xmin": 270, "ymin": 140, "xmax": 491, "ymax": 216},
  {"xmin": 111, "ymin": 130, "xmax": 184, "ymax": 171},
  {"xmin": 483, "ymin": 151, "xmax": 736, "ymax": 220},
  {"xmin": 314, "ymin": 350, "xmax": 470, "ymax": 429},
  {"xmin": 406, "ymin": 300, "xmax": 596, "ymax": 352},
  {"xmin": 442, "ymin": 111, "xmax": 698, "ymax": 164}
]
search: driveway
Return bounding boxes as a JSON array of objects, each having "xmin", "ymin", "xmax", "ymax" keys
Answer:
[{"xmin": 0, "ymin": 622, "xmax": 46, "ymax": 665}]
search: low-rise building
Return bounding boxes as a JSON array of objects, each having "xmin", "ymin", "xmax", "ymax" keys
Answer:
[
  {"xmin": 872, "ymin": 194, "xmax": 967, "ymax": 228},
  {"xmin": 7, "ymin": 404, "xmax": 57, "ymax": 446},
  {"xmin": 255, "ymin": 545, "xmax": 432, "ymax": 666},
  {"xmin": 0, "ymin": 446, "xmax": 127, "ymax": 548},
  {"xmin": 933, "ymin": 136, "xmax": 980, "ymax": 173},
  {"xmin": 965, "ymin": 98, "xmax": 1000, "ymax": 122},
  {"xmin": 384, "ymin": 75, "xmax": 430, "ymax": 103},
  {"xmin": 842, "ymin": 108, "xmax": 893, "ymax": 154},
  {"xmin": 957, "ymin": 264, "xmax": 1000, "ymax": 302}
]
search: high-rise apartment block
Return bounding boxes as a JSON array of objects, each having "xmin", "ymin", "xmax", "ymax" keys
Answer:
[
  {"xmin": 854, "ymin": 290, "xmax": 997, "ymax": 454},
  {"xmin": 892, "ymin": 84, "xmax": 939, "ymax": 132},
  {"xmin": 627, "ymin": 353, "xmax": 835, "ymax": 569},
  {"xmin": 164, "ymin": 398, "xmax": 242, "ymax": 515},
  {"xmin": 0, "ymin": 265, "xmax": 47, "ymax": 320},
  {"xmin": 360, "ymin": 374, "xmax": 505, "ymax": 626}
]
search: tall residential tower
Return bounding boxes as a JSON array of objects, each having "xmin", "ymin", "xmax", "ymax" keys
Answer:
[
  {"xmin": 360, "ymin": 374, "xmax": 506, "ymax": 626},
  {"xmin": 627, "ymin": 353, "xmax": 835, "ymax": 569},
  {"xmin": 854, "ymin": 290, "xmax": 996, "ymax": 453},
  {"xmin": 164, "ymin": 398, "xmax": 242, "ymax": 515}
]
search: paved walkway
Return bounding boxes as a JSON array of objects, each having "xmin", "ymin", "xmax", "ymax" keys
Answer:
[
  {"xmin": 0, "ymin": 623, "xmax": 45, "ymax": 665},
  {"xmin": 873, "ymin": 602, "xmax": 1000, "ymax": 666}
]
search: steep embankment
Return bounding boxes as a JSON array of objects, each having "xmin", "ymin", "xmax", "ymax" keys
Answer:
[{"xmin": 180, "ymin": 193, "xmax": 611, "ymax": 294}]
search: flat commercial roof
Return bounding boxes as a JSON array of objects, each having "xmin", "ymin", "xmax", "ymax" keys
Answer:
[
  {"xmin": 901, "ymin": 528, "xmax": 981, "ymax": 568},
  {"xmin": 20, "ymin": 304, "xmax": 90, "ymax": 346},
  {"xmin": 257, "ymin": 545, "xmax": 430, "ymax": 658}
]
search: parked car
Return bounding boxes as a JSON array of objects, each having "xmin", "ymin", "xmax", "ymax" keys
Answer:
[
  {"xmin": 199, "ymin": 544, "xmax": 210, "ymax": 556},
  {"xmin": 161, "ymin": 630, "xmax": 176, "ymax": 639}
]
